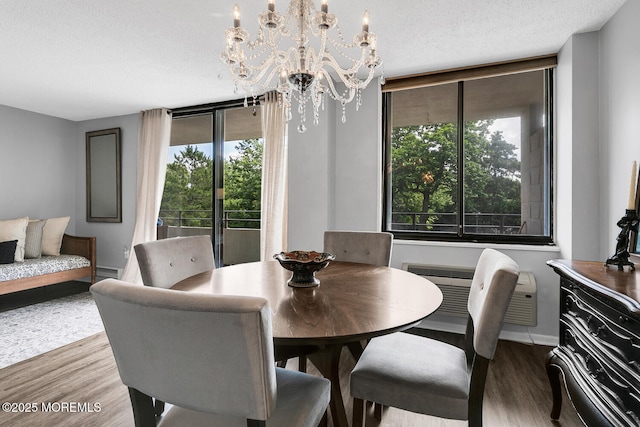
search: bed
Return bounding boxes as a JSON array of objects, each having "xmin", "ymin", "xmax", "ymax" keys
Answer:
[{"xmin": 0, "ymin": 234, "xmax": 96, "ymax": 296}]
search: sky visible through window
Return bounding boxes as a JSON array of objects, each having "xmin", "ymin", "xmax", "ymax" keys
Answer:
[
  {"xmin": 167, "ymin": 141, "xmax": 241, "ymax": 163},
  {"xmin": 165, "ymin": 120, "xmax": 519, "ymax": 163},
  {"xmin": 488, "ymin": 117, "xmax": 521, "ymax": 160}
]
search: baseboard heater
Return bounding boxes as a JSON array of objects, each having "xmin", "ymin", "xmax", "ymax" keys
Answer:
[
  {"xmin": 402, "ymin": 263, "xmax": 537, "ymax": 326},
  {"xmin": 96, "ymin": 265, "xmax": 123, "ymax": 280}
]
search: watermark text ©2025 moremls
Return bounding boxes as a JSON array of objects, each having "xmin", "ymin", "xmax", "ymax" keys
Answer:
[{"xmin": 2, "ymin": 401, "xmax": 101, "ymax": 413}]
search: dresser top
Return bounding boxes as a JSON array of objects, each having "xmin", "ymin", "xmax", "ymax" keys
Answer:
[{"xmin": 548, "ymin": 259, "xmax": 640, "ymax": 314}]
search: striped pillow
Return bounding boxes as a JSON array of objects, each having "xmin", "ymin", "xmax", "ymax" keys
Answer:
[{"xmin": 25, "ymin": 220, "xmax": 46, "ymax": 259}]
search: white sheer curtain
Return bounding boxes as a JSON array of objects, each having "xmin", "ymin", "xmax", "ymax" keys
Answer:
[
  {"xmin": 121, "ymin": 108, "xmax": 172, "ymax": 283},
  {"xmin": 260, "ymin": 91, "xmax": 289, "ymax": 260}
]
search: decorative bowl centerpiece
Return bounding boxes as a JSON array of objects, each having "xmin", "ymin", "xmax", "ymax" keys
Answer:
[{"xmin": 274, "ymin": 251, "xmax": 335, "ymax": 288}]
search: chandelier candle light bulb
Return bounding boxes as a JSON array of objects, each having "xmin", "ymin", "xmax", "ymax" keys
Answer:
[
  {"xmin": 233, "ymin": 4, "xmax": 240, "ymax": 28},
  {"xmin": 362, "ymin": 10, "xmax": 369, "ymax": 33},
  {"xmin": 221, "ymin": 0, "xmax": 383, "ymax": 133}
]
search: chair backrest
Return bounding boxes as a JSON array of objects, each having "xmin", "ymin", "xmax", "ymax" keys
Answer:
[
  {"xmin": 134, "ymin": 235, "xmax": 214, "ymax": 289},
  {"xmin": 323, "ymin": 230, "xmax": 393, "ymax": 267},
  {"xmin": 467, "ymin": 248, "xmax": 520, "ymax": 359},
  {"xmin": 91, "ymin": 279, "xmax": 277, "ymax": 420}
]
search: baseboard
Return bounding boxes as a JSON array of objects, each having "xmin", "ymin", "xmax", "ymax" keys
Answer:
[{"xmin": 415, "ymin": 319, "xmax": 558, "ymax": 347}]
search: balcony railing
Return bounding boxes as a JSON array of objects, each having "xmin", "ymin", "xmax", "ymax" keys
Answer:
[
  {"xmin": 158, "ymin": 209, "xmax": 260, "ymax": 229},
  {"xmin": 158, "ymin": 209, "xmax": 522, "ymax": 234},
  {"xmin": 390, "ymin": 212, "xmax": 523, "ymax": 234}
]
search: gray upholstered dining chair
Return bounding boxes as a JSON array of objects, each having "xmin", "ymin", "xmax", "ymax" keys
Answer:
[
  {"xmin": 277, "ymin": 230, "xmax": 395, "ymax": 373},
  {"xmin": 134, "ymin": 235, "xmax": 216, "ymax": 416},
  {"xmin": 91, "ymin": 279, "xmax": 331, "ymax": 427},
  {"xmin": 134, "ymin": 235, "xmax": 214, "ymax": 289},
  {"xmin": 350, "ymin": 248, "xmax": 520, "ymax": 427},
  {"xmin": 323, "ymin": 230, "xmax": 394, "ymax": 364},
  {"xmin": 323, "ymin": 230, "xmax": 393, "ymax": 267}
]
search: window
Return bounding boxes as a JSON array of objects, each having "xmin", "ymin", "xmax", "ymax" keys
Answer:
[{"xmin": 383, "ymin": 60, "xmax": 554, "ymax": 244}]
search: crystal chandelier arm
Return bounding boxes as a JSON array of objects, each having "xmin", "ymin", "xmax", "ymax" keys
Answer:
[
  {"xmin": 317, "ymin": 68, "xmax": 356, "ymax": 104},
  {"xmin": 243, "ymin": 46, "xmax": 297, "ymax": 91},
  {"xmin": 327, "ymin": 36, "xmax": 368, "ymax": 60},
  {"xmin": 325, "ymin": 48, "xmax": 367, "ymax": 75},
  {"xmin": 230, "ymin": 53, "xmax": 279, "ymax": 89},
  {"xmin": 320, "ymin": 50, "xmax": 375, "ymax": 90}
]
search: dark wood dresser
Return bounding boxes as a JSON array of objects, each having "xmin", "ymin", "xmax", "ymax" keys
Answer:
[{"xmin": 546, "ymin": 260, "xmax": 640, "ymax": 426}]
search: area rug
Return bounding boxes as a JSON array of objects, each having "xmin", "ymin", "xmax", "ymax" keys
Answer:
[{"xmin": 0, "ymin": 292, "xmax": 104, "ymax": 368}]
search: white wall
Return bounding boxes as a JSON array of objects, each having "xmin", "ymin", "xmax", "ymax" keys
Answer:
[
  {"xmin": 599, "ymin": 0, "xmax": 640, "ymax": 259},
  {"xmin": 556, "ymin": 32, "xmax": 602, "ymax": 262},
  {"xmin": 74, "ymin": 115, "xmax": 139, "ymax": 271},
  {"xmin": 287, "ymin": 97, "xmax": 335, "ymax": 250},
  {"xmin": 287, "ymin": 84, "xmax": 382, "ymax": 251},
  {"xmin": 0, "ymin": 105, "xmax": 77, "ymax": 229},
  {"xmin": 0, "ymin": 105, "xmax": 138, "ymax": 272},
  {"xmin": 332, "ymin": 84, "xmax": 382, "ymax": 231}
]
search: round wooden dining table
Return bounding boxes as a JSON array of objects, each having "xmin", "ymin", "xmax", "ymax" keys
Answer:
[{"xmin": 171, "ymin": 260, "xmax": 442, "ymax": 427}]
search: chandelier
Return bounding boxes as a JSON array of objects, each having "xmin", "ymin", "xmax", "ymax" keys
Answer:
[{"xmin": 221, "ymin": 0, "xmax": 383, "ymax": 133}]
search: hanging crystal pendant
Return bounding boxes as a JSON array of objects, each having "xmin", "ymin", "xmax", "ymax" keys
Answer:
[{"xmin": 221, "ymin": 0, "xmax": 383, "ymax": 131}]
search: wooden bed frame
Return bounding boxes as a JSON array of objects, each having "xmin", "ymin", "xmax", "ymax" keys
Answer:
[{"xmin": 0, "ymin": 234, "xmax": 96, "ymax": 296}]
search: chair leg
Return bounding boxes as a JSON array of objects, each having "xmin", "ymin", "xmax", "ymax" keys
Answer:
[
  {"xmin": 374, "ymin": 402, "xmax": 383, "ymax": 421},
  {"xmin": 319, "ymin": 410, "xmax": 328, "ymax": 427},
  {"xmin": 153, "ymin": 399, "xmax": 165, "ymax": 417},
  {"xmin": 352, "ymin": 398, "xmax": 365, "ymax": 427},
  {"xmin": 298, "ymin": 356, "xmax": 307, "ymax": 372},
  {"xmin": 468, "ymin": 355, "xmax": 490, "ymax": 427},
  {"xmin": 128, "ymin": 388, "xmax": 156, "ymax": 427}
]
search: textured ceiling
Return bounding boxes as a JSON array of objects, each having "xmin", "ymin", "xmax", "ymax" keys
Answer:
[{"xmin": 0, "ymin": 0, "xmax": 627, "ymax": 121}]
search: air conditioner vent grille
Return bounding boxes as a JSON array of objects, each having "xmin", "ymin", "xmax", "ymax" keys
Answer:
[
  {"xmin": 402, "ymin": 263, "xmax": 537, "ymax": 326},
  {"xmin": 407, "ymin": 266, "xmax": 475, "ymax": 280}
]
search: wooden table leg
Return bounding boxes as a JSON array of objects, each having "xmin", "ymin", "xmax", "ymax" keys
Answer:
[{"xmin": 308, "ymin": 344, "xmax": 348, "ymax": 427}]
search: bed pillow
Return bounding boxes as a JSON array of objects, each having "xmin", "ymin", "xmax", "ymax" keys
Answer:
[
  {"xmin": 0, "ymin": 217, "xmax": 29, "ymax": 262},
  {"xmin": 25, "ymin": 219, "xmax": 47, "ymax": 259},
  {"xmin": 0, "ymin": 240, "xmax": 18, "ymax": 264},
  {"xmin": 41, "ymin": 216, "xmax": 70, "ymax": 256}
]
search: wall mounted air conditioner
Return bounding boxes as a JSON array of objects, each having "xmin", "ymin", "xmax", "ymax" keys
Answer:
[{"xmin": 402, "ymin": 263, "xmax": 537, "ymax": 326}]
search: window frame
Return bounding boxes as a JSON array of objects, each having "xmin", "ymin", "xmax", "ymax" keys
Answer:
[{"xmin": 382, "ymin": 58, "xmax": 555, "ymax": 245}]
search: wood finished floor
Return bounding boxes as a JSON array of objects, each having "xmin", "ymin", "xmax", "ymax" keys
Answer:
[{"xmin": 0, "ymin": 330, "xmax": 584, "ymax": 426}]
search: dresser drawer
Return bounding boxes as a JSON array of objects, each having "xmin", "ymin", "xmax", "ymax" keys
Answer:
[
  {"xmin": 561, "ymin": 317, "xmax": 640, "ymax": 419},
  {"xmin": 562, "ymin": 279, "xmax": 640, "ymax": 372}
]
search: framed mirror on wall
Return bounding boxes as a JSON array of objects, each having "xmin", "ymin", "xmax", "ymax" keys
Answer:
[{"xmin": 86, "ymin": 128, "xmax": 122, "ymax": 223}]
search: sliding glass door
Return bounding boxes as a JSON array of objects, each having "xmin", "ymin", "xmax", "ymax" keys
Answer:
[{"xmin": 159, "ymin": 101, "xmax": 263, "ymax": 266}]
